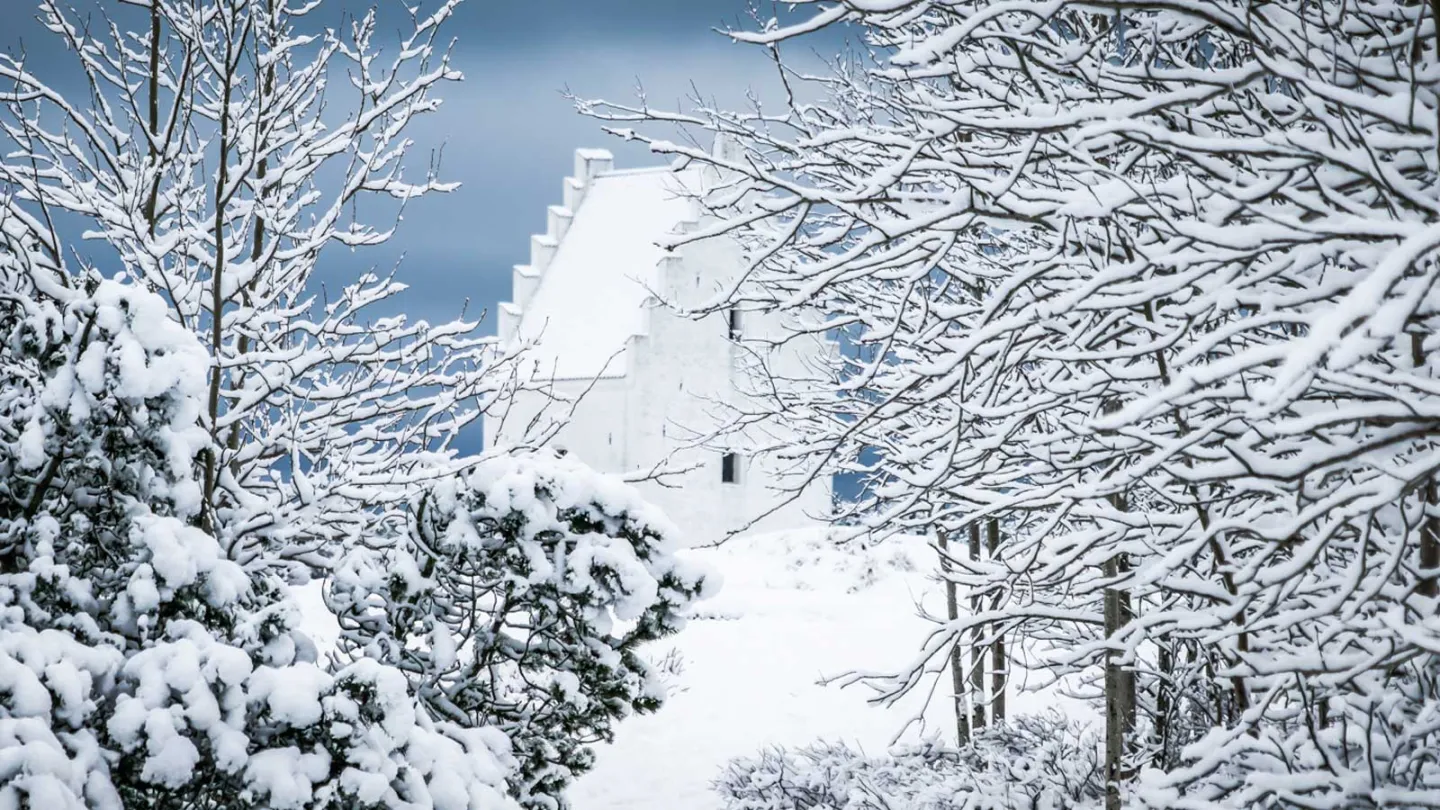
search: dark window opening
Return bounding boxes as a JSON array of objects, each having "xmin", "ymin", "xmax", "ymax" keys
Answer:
[
  {"xmin": 727, "ymin": 306, "xmax": 741, "ymax": 340},
  {"xmin": 721, "ymin": 452, "xmax": 739, "ymax": 484}
]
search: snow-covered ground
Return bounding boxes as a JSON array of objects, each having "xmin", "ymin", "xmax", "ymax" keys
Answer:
[
  {"xmin": 294, "ymin": 526, "xmax": 1090, "ymax": 810},
  {"xmin": 570, "ymin": 527, "xmax": 1085, "ymax": 810}
]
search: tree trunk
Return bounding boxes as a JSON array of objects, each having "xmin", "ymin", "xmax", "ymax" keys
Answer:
[
  {"xmin": 1415, "ymin": 333, "xmax": 1440, "ymax": 600},
  {"xmin": 969, "ymin": 521, "xmax": 986, "ymax": 732},
  {"xmin": 986, "ymin": 517, "xmax": 1005, "ymax": 724},
  {"xmin": 203, "ymin": 26, "xmax": 239, "ymax": 528},
  {"xmin": 1105, "ymin": 480, "xmax": 1135, "ymax": 810},
  {"xmin": 1154, "ymin": 642, "xmax": 1172, "ymax": 769},
  {"xmin": 1103, "ymin": 556, "xmax": 1134, "ymax": 810},
  {"xmin": 939, "ymin": 529, "xmax": 970, "ymax": 745},
  {"xmin": 1422, "ymin": 477, "xmax": 1440, "ymax": 599},
  {"xmin": 144, "ymin": 3, "xmax": 160, "ymax": 232}
]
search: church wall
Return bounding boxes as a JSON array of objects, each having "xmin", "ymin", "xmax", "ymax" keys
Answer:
[
  {"xmin": 485, "ymin": 155, "xmax": 833, "ymax": 548},
  {"xmin": 624, "ymin": 260, "xmax": 735, "ymax": 546},
  {"xmin": 482, "ymin": 375, "xmax": 631, "ymax": 475},
  {"xmin": 621, "ymin": 233, "xmax": 834, "ymax": 546}
]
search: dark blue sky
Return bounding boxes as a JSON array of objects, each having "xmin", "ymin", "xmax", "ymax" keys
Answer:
[{"xmin": 3, "ymin": 0, "xmax": 845, "ymax": 334}]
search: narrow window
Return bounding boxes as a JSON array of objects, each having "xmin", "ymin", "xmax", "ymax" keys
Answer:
[
  {"xmin": 721, "ymin": 452, "xmax": 739, "ymax": 484},
  {"xmin": 727, "ymin": 306, "xmax": 741, "ymax": 340}
]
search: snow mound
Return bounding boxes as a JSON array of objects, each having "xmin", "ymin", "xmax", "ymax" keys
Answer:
[{"xmin": 705, "ymin": 527, "xmax": 929, "ymax": 595}]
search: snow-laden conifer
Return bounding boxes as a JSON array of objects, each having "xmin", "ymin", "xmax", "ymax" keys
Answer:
[
  {"xmin": 329, "ymin": 450, "xmax": 715, "ymax": 809},
  {"xmin": 0, "ymin": 2, "xmax": 692, "ymax": 807},
  {"xmin": 0, "ymin": 263, "xmax": 518, "ymax": 809}
]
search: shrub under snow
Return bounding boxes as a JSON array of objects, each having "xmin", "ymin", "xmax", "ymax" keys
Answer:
[
  {"xmin": 0, "ymin": 279, "xmax": 518, "ymax": 810},
  {"xmin": 713, "ymin": 713, "xmax": 1104, "ymax": 810},
  {"xmin": 329, "ymin": 450, "xmax": 717, "ymax": 810}
]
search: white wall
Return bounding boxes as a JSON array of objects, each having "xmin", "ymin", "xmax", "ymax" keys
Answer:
[
  {"xmin": 630, "ymin": 228, "xmax": 832, "ymax": 545},
  {"xmin": 486, "ymin": 170, "xmax": 832, "ymax": 547},
  {"xmin": 485, "ymin": 243, "xmax": 832, "ymax": 547},
  {"xmin": 482, "ymin": 375, "xmax": 630, "ymax": 474}
]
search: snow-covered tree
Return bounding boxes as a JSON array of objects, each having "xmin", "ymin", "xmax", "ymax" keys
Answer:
[
  {"xmin": 0, "ymin": 3, "xmax": 703, "ymax": 808},
  {"xmin": 0, "ymin": 216, "xmax": 698, "ymax": 810},
  {"xmin": 580, "ymin": 0, "xmax": 1440, "ymax": 806},
  {"xmin": 0, "ymin": 0, "xmax": 527, "ymax": 578},
  {"xmin": 328, "ymin": 450, "xmax": 716, "ymax": 810},
  {"xmin": 0, "ymin": 248, "xmax": 518, "ymax": 809}
]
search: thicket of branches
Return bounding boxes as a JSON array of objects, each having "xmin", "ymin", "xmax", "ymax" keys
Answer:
[
  {"xmin": 0, "ymin": 0, "xmax": 529, "ymax": 578},
  {"xmin": 581, "ymin": 0, "xmax": 1440, "ymax": 806}
]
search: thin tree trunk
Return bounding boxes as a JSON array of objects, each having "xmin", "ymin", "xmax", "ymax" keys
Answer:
[
  {"xmin": 1422, "ymin": 477, "xmax": 1440, "ymax": 598},
  {"xmin": 968, "ymin": 521, "xmax": 986, "ymax": 732},
  {"xmin": 1103, "ymin": 557, "xmax": 1132, "ymax": 810},
  {"xmin": 144, "ymin": 3, "xmax": 161, "ymax": 231},
  {"xmin": 1154, "ymin": 642, "xmax": 1172, "ymax": 770},
  {"xmin": 229, "ymin": 26, "xmax": 276, "ymax": 462},
  {"xmin": 986, "ymin": 517, "xmax": 1005, "ymax": 724},
  {"xmin": 204, "ymin": 22, "xmax": 240, "ymax": 528},
  {"xmin": 1414, "ymin": 332, "xmax": 1440, "ymax": 599},
  {"xmin": 1104, "ymin": 492, "xmax": 1135, "ymax": 810},
  {"xmin": 1139, "ymin": 297, "xmax": 1251, "ymax": 715},
  {"xmin": 938, "ymin": 529, "xmax": 970, "ymax": 745}
]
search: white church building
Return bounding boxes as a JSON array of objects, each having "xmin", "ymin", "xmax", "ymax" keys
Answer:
[{"xmin": 484, "ymin": 146, "xmax": 832, "ymax": 546}]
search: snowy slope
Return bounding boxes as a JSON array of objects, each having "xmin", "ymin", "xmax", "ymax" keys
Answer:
[{"xmin": 569, "ymin": 528, "xmax": 1089, "ymax": 810}]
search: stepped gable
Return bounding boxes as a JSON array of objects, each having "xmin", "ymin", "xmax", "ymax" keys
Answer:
[{"xmin": 498, "ymin": 148, "xmax": 704, "ymax": 381}]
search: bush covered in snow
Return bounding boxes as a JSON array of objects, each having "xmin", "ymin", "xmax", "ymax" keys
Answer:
[
  {"xmin": 713, "ymin": 713, "xmax": 1103, "ymax": 810},
  {"xmin": 0, "ymin": 278, "xmax": 517, "ymax": 810},
  {"xmin": 329, "ymin": 450, "xmax": 716, "ymax": 809}
]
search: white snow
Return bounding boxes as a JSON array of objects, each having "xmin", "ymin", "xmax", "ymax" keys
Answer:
[
  {"xmin": 517, "ymin": 167, "xmax": 699, "ymax": 381},
  {"xmin": 291, "ymin": 581, "xmax": 341, "ymax": 656},
  {"xmin": 567, "ymin": 527, "xmax": 1090, "ymax": 810},
  {"xmin": 295, "ymin": 524, "xmax": 1089, "ymax": 810}
]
